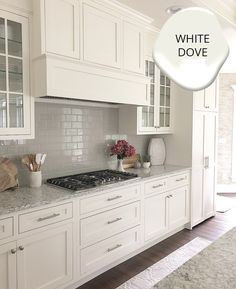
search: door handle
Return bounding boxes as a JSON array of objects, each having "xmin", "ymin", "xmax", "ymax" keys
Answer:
[{"xmin": 204, "ymin": 156, "xmax": 209, "ymax": 169}]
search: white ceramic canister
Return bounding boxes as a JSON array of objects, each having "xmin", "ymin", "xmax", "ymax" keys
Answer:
[{"xmin": 29, "ymin": 171, "xmax": 42, "ymax": 188}]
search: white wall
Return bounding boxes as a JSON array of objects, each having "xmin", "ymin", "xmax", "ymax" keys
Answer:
[
  {"xmin": 221, "ymin": 28, "xmax": 236, "ymax": 73},
  {"xmin": 162, "ymin": 83, "xmax": 193, "ymax": 166}
]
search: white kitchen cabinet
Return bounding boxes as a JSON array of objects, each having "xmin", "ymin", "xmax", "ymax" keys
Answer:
[
  {"xmin": 144, "ymin": 181, "xmax": 189, "ymax": 242},
  {"xmin": 44, "ymin": 0, "xmax": 80, "ymax": 58},
  {"xmin": 168, "ymin": 186, "xmax": 189, "ymax": 231},
  {"xmin": 17, "ymin": 224, "xmax": 73, "ymax": 289},
  {"xmin": 193, "ymin": 80, "xmax": 218, "ymax": 112},
  {"xmin": 33, "ymin": 0, "xmax": 151, "ymax": 105},
  {"xmin": 144, "ymin": 192, "xmax": 168, "ymax": 241},
  {"xmin": 123, "ymin": 21, "xmax": 144, "ymax": 74},
  {"xmin": 0, "ymin": 10, "xmax": 34, "ymax": 140},
  {"xmin": 82, "ymin": 2, "xmax": 121, "ymax": 68},
  {"xmin": 191, "ymin": 111, "xmax": 217, "ymax": 226},
  {"xmin": 0, "ymin": 241, "xmax": 17, "ymax": 289},
  {"xmin": 137, "ymin": 60, "xmax": 172, "ymax": 134}
]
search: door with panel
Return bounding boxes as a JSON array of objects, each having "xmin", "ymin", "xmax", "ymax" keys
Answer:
[
  {"xmin": 82, "ymin": 2, "xmax": 121, "ymax": 68},
  {"xmin": 45, "ymin": 0, "xmax": 80, "ymax": 58},
  {"xmin": 0, "ymin": 10, "xmax": 33, "ymax": 139},
  {"xmin": 123, "ymin": 21, "xmax": 144, "ymax": 74},
  {"xmin": 203, "ymin": 112, "xmax": 217, "ymax": 218},
  {"xmin": 144, "ymin": 192, "xmax": 168, "ymax": 241},
  {"xmin": 0, "ymin": 241, "xmax": 17, "ymax": 289},
  {"xmin": 191, "ymin": 111, "xmax": 205, "ymax": 226},
  {"xmin": 168, "ymin": 186, "xmax": 189, "ymax": 231},
  {"xmin": 193, "ymin": 81, "xmax": 217, "ymax": 112},
  {"xmin": 17, "ymin": 224, "xmax": 73, "ymax": 289}
]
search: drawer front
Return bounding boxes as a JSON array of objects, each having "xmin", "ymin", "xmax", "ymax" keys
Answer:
[
  {"xmin": 81, "ymin": 226, "xmax": 141, "ymax": 275},
  {"xmin": 0, "ymin": 217, "xmax": 13, "ymax": 240},
  {"xmin": 168, "ymin": 173, "xmax": 189, "ymax": 189},
  {"xmin": 80, "ymin": 185, "xmax": 141, "ymax": 215},
  {"xmin": 144, "ymin": 178, "xmax": 167, "ymax": 195},
  {"xmin": 19, "ymin": 203, "xmax": 73, "ymax": 233},
  {"xmin": 81, "ymin": 201, "xmax": 140, "ymax": 247}
]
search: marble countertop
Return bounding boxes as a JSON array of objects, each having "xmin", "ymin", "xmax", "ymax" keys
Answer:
[
  {"xmin": 151, "ymin": 226, "xmax": 236, "ymax": 289},
  {"xmin": 0, "ymin": 165, "xmax": 190, "ymax": 217}
]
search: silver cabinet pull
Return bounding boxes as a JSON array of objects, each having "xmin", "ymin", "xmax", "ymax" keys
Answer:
[
  {"xmin": 107, "ymin": 244, "xmax": 122, "ymax": 252},
  {"xmin": 37, "ymin": 213, "xmax": 60, "ymax": 222},
  {"xmin": 176, "ymin": 177, "xmax": 185, "ymax": 182},
  {"xmin": 205, "ymin": 106, "xmax": 210, "ymax": 109},
  {"xmin": 11, "ymin": 248, "xmax": 17, "ymax": 254},
  {"xmin": 107, "ymin": 217, "xmax": 122, "ymax": 224},
  {"xmin": 153, "ymin": 184, "xmax": 164, "ymax": 189},
  {"xmin": 19, "ymin": 246, "xmax": 24, "ymax": 251},
  {"xmin": 107, "ymin": 196, "xmax": 122, "ymax": 201}
]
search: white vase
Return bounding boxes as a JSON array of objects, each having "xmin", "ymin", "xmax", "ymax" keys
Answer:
[
  {"xmin": 117, "ymin": 159, "xmax": 125, "ymax": 172},
  {"xmin": 29, "ymin": 171, "xmax": 42, "ymax": 188}
]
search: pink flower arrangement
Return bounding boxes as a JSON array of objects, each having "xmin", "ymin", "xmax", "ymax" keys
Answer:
[{"xmin": 110, "ymin": 140, "xmax": 136, "ymax": 160}]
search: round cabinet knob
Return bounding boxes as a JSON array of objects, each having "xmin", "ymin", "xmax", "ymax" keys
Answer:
[
  {"xmin": 11, "ymin": 249, "xmax": 17, "ymax": 254},
  {"xmin": 19, "ymin": 246, "xmax": 24, "ymax": 251}
]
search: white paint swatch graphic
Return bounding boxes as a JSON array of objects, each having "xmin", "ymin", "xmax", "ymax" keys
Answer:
[{"xmin": 153, "ymin": 7, "xmax": 229, "ymax": 91}]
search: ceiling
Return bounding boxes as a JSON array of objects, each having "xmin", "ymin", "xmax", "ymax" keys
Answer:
[{"xmin": 117, "ymin": 0, "xmax": 236, "ymax": 28}]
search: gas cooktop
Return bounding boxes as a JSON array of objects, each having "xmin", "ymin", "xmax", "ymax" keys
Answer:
[{"xmin": 47, "ymin": 169, "xmax": 138, "ymax": 191}]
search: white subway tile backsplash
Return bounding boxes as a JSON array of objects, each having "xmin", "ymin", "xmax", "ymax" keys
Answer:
[{"xmin": 0, "ymin": 102, "xmax": 150, "ymax": 187}]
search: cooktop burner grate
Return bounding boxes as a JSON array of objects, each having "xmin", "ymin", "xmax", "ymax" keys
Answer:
[{"xmin": 47, "ymin": 169, "xmax": 138, "ymax": 191}]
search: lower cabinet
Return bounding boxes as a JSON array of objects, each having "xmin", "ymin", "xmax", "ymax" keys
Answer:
[
  {"xmin": 168, "ymin": 187, "xmax": 189, "ymax": 231},
  {"xmin": 81, "ymin": 226, "xmax": 141, "ymax": 275},
  {"xmin": 144, "ymin": 186, "xmax": 189, "ymax": 242},
  {"xmin": 0, "ymin": 241, "xmax": 17, "ymax": 289},
  {"xmin": 0, "ymin": 224, "xmax": 73, "ymax": 289},
  {"xmin": 144, "ymin": 192, "xmax": 168, "ymax": 241}
]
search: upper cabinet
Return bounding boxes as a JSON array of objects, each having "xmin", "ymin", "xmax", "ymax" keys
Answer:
[
  {"xmin": 0, "ymin": 9, "xmax": 34, "ymax": 140},
  {"xmin": 193, "ymin": 80, "xmax": 218, "ymax": 112},
  {"xmin": 44, "ymin": 0, "xmax": 80, "ymax": 58},
  {"xmin": 32, "ymin": 0, "xmax": 152, "ymax": 105},
  {"xmin": 82, "ymin": 2, "xmax": 121, "ymax": 68},
  {"xmin": 123, "ymin": 21, "xmax": 144, "ymax": 74}
]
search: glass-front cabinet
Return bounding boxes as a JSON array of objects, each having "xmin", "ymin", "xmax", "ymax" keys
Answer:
[
  {"xmin": 137, "ymin": 59, "xmax": 172, "ymax": 134},
  {"xmin": 0, "ymin": 10, "xmax": 33, "ymax": 139}
]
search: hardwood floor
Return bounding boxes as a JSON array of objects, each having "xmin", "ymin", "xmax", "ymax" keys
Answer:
[{"xmin": 78, "ymin": 206, "xmax": 236, "ymax": 289}]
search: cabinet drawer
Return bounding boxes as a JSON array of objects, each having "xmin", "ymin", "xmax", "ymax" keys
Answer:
[
  {"xmin": 144, "ymin": 178, "xmax": 167, "ymax": 195},
  {"xmin": 0, "ymin": 217, "xmax": 13, "ymax": 240},
  {"xmin": 168, "ymin": 173, "xmax": 189, "ymax": 189},
  {"xmin": 18, "ymin": 203, "xmax": 73, "ymax": 233},
  {"xmin": 81, "ymin": 226, "xmax": 140, "ymax": 275},
  {"xmin": 80, "ymin": 201, "xmax": 140, "ymax": 247},
  {"xmin": 80, "ymin": 185, "xmax": 141, "ymax": 215}
]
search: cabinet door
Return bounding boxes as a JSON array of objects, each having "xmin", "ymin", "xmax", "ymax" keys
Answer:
[
  {"xmin": 203, "ymin": 113, "xmax": 217, "ymax": 218},
  {"xmin": 0, "ymin": 241, "xmax": 17, "ymax": 289},
  {"xmin": 17, "ymin": 224, "xmax": 73, "ymax": 289},
  {"xmin": 0, "ymin": 11, "xmax": 32, "ymax": 139},
  {"xmin": 123, "ymin": 21, "xmax": 144, "ymax": 74},
  {"xmin": 45, "ymin": 0, "xmax": 80, "ymax": 58},
  {"xmin": 205, "ymin": 81, "xmax": 218, "ymax": 111},
  {"xmin": 193, "ymin": 81, "xmax": 217, "ymax": 112},
  {"xmin": 83, "ymin": 3, "xmax": 121, "ymax": 68},
  {"xmin": 137, "ymin": 59, "xmax": 158, "ymax": 134},
  {"xmin": 144, "ymin": 192, "xmax": 168, "ymax": 241},
  {"xmin": 168, "ymin": 186, "xmax": 189, "ymax": 231},
  {"xmin": 191, "ymin": 111, "xmax": 205, "ymax": 225},
  {"xmin": 158, "ymin": 71, "xmax": 172, "ymax": 131}
]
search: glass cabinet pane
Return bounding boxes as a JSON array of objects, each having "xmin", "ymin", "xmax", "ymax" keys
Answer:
[
  {"xmin": 160, "ymin": 107, "xmax": 165, "ymax": 127},
  {"xmin": 0, "ymin": 18, "xmax": 5, "ymax": 54},
  {"xmin": 160, "ymin": 86, "xmax": 165, "ymax": 106},
  {"xmin": 165, "ymin": 108, "xmax": 170, "ymax": 127},
  {"xmin": 0, "ymin": 55, "xmax": 6, "ymax": 91},
  {"xmin": 0, "ymin": 93, "xmax": 7, "ymax": 128},
  {"xmin": 9, "ymin": 94, "xmax": 23, "ymax": 128},
  {"xmin": 7, "ymin": 20, "xmax": 22, "ymax": 57},
  {"xmin": 9, "ymin": 57, "xmax": 23, "ymax": 92}
]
